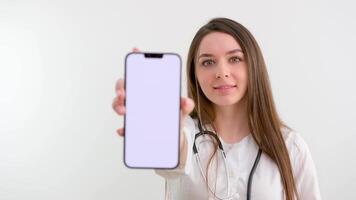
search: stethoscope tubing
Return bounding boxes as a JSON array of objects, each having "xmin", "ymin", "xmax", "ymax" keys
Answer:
[{"xmin": 193, "ymin": 120, "xmax": 262, "ymax": 200}]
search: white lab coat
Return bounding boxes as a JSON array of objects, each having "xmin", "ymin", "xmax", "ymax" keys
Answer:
[{"xmin": 155, "ymin": 115, "xmax": 322, "ymax": 200}]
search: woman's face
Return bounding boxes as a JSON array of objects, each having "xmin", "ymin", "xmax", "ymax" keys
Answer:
[{"xmin": 195, "ymin": 32, "xmax": 248, "ymax": 107}]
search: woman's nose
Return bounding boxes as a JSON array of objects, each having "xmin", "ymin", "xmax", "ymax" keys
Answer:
[
  {"xmin": 215, "ymin": 73, "xmax": 229, "ymax": 79},
  {"xmin": 215, "ymin": 62, "xmax": 230, "ymax": 79}
]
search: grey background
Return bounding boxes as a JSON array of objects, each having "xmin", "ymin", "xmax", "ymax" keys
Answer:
[{"xmin": 1, "ymin": 0, "xmax": 355, "ymax": 199}]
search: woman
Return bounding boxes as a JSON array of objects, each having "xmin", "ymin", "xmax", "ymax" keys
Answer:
[{"xmin": 112, "ymin": 18, "xmax": 321, "ymax": 200}]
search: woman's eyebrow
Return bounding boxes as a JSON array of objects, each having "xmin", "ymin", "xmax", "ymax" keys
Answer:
[
  {"xmin": 226, "ymin": 48, "xmax": 243, "ymax": 54},
  {"xmin": 198, "ymin": 49, "xmax": 243, "ymax": 59}
]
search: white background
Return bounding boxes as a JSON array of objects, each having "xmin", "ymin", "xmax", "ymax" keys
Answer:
[{"xmin": 1, "ymin": 0, "xmax": 355, "ymax": 199}]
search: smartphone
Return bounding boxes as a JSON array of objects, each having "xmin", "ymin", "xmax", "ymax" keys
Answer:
[{"xmin": 123, "ymin": 52, "xmax": 181, "ymax": 169}]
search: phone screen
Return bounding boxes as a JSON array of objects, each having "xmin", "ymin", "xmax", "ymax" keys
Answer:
[{"xmin": 124, "ymin": 52, "xmax": 181, "ymax": 169}]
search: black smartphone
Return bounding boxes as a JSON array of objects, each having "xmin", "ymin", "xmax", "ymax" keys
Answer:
[{"xmin": 124, "ymin": 52, "xmax": 181, "ymax": 169}]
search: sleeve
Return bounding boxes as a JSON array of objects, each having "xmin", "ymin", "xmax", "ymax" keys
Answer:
[
  {"xmin": 291, "ymin": 132, "xmax": 322, "ymax": 200},
  {"xmin": 154, "ymin": 115, "xmax": 196, "ymax": 179}
]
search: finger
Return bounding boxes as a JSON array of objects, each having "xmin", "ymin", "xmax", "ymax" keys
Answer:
[
  {"xmin": 113, "ymin": 105, "xmax": 126, "ymax": 115},
  {"xmin": 181, "ymin": 97, "xmax": 195, "ymax": 116},
  {"xmin": 112, "ymin": 96, "xmax": 118, "ymax": 110},
  {"xmin": 132, "ymin": 47, "xmax": 140, "ymax": 52},
  {"xmin": 117, "ymin": 127, "xmax": 125, "ymax": 137},
  {"xmin": 117, "ymin": 89, "xmax": 125, "ymax": 106},
  {"xmin": 115, "ymin": 78, "xmax": 125, "ymax": 93},
  {"xmin": 112, "ymin": 95, "xmax": 123, "ymax": 110},
  {"xmin": 112, "ymin": 97, "xmax": 126, "ymax": 115}
]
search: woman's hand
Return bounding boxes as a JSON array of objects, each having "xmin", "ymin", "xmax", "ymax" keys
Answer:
[{"xmin": 112, "ymin": 48, "xmax": 195, "ymax": 137}]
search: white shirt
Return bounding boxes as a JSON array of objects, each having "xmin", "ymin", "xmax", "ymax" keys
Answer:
[{"xmin": 155, "ymin": 116, "xmax": 322, "ymax": 200}]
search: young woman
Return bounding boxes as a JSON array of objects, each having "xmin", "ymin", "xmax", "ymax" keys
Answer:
[{"xmin": 113, "ymin": 18, "xmax": 321, "ymax": 200}]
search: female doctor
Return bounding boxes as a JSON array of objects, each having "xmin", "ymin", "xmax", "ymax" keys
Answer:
[{"xmin": 112, "ymin": 18, "xmax": 321, "ymax": 200}]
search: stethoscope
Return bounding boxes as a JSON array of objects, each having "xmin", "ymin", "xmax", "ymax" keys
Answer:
[
  {"xmin": 192, "ymin": 73, "xmax": 262, "ymax": 199},
  {"xmin": 192, "ymin": 119, "xmax": 262, "ymax": 200}
]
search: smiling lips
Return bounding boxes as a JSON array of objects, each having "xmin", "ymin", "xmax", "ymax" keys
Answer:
[
  {"xmin": 212, "ymin": 84, "xmax": 237, "ymax": 95},
  {"xmin": 213, "ymin": 84, "xmax": 237, "ymax": 89}
]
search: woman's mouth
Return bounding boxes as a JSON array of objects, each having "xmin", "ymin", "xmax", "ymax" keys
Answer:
[
  {"xmin": 213, "ymin": 84, "xmax": 237, "ymax": 94},
  {"xmin": 213, "ymin": 85, "xmax": 237, "ymax": 89}
]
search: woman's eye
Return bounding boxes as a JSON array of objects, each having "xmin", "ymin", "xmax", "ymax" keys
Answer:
[
  {"xmin": 230, "ymin": 56, "xmax": 241, "ymax": 63},
  {"xmin": 201, "ymin": 59, "xmax": 214, "ymax": 66},
  {"xmin": 230, "ymin": 57, "xmax": 241, "ymax": 63}
]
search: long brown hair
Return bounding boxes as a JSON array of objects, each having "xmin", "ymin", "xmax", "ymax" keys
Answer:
[{"xmin": 187, "ymin": 18, "xmax": 299, "ymax": 200}]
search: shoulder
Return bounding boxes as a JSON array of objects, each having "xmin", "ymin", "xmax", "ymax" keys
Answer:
[
  {"xmin": 281, "ymin": 127, "xmax": 309, "ymax": 156},
  {"xmin": 280, "ymin": 127, "xmax": 315, "ymax": 172}
]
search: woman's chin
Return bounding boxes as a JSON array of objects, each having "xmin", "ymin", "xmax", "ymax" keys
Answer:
[
  {"xmin": 211, "ymin": 98, "xmax": 241, "ymax": 107},
  {"xmin": 208, "ymin": 94, "xmax": 247, "ymax": 107}
]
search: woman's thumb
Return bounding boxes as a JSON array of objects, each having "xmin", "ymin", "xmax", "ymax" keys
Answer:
[{"xmin": 181, "ymin": 97, "xmax": 195, "ymax": 116}]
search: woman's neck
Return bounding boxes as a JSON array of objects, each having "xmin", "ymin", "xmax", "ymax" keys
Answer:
[{"xmin": 212, "ymin": 99, "xmax": 250, "ymax": 144}]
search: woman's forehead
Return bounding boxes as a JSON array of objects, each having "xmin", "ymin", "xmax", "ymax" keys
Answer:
[{"xmin": 197, "ymin": 32, "xmax": 242, "ymax": 56}]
